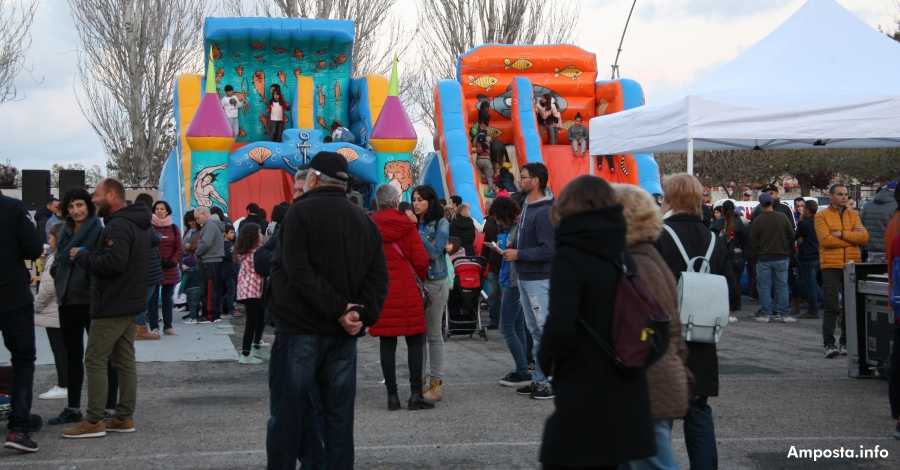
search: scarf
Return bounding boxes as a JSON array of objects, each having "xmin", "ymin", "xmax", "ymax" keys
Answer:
[
  {"xmin": 152, "ymin": 214, "xmax": 173, "ymax": 227},
  {"xmin": 55, "ymin": 216, "xmax": 103, "ymax": 267}
]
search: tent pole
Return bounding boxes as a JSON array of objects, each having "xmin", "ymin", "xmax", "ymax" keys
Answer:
[{"xmin": 687, "ymin": 138, "xmax": 695, "ymax": 175}]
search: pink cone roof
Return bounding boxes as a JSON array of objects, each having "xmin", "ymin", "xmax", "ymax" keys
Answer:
[
  {"xmin": 187, "ymin": 92, "xmax": 234, "ymax": 138},
  {"xmin": 370, "ymin": 96, "xmax": 416, "ymax": 141}
]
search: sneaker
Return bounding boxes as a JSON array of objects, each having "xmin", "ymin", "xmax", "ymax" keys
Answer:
[
  {"xmin": 104, "ymin": 417, "xmax": 135, "ymax": 433},
  {"xmin": 255, "ymin": 340, "xmax": 270, "ymax": 348},
  {"xmin": 212, "ymin": 317, "xmax": 222, "ymax": 323},
  {"xmin": 183, "ymin": 318, "xmax": 199, "ymax": 325},
  {"xmin": 729, "ymin": 315, "xmax": 739, "ymax": 323},
  {"xmin": 252, "ymin": 346, "xmax": 270, "ymax": 361},
  {"xmin": 783, "ymin": 316, "xmax": 798, "ymax": 323},
  {"xmin": 39, "ymin": 385, "xmax": 67, "ymax": 400},
  {"xmin": 824, "ymin": 345, "xmax": 839, "ymax": 359},
  {"xmin": 238, "ymin": 354, "xmax": 264, "ymax": 365},
  {"xmin": 531, "ymin": 383, "xmax": 555, "ymax": 400},
  {"xmin": 62, "ymin": 420, "xmax": 106, "ymax": 439},
  {"xmin": 48, "ymin": 407, "xmax": 82, "ymax": 425},
  {"xmin": 839, "ymin": 344, "xmax": 847, "ymax": 356},
  {"xmin": 4, "ymin": 432, "xmax": 37, "ymax": 453},
  {"xmin": 516, "ymin": 383, "xmax": 534, "ymax": 396},
  {"xmin": 527, "ymin": 362, "xmax": 535, "ymax": 372},
  {"xmin": 754, "ymin": 315, "xmax": 770, "ymax": 323},
  {"xmin": 197, "ymin": 319, "xmax": 211, "ymax": 324},
  {"xmin": 772, "ymin": 315, "xmax": 785, "ymax": 323},
  {"xmin": 499, "ymin": 372, "xmax": 532, "ymax": 388}
]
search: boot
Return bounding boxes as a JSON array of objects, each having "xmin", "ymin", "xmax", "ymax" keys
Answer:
[
  {"xmin": 135, "ymin": 325, "xmax": 159, "ymax": 341},
  {"xmin": 407, "ymin": 392, "xmax": 435, "ymax": 411},
  {"xmin": 422, "ymin": 378, "xmax": 443, "ymax": 402},
  {"xmin": 387, "ymin": 392, "xmax": 401, "ymax": 411}
]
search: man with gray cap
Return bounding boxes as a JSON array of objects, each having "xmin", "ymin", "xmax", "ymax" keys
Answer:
[{"xmin": 266, "ymin": 151, "xmax": 388, "ymax": 470}]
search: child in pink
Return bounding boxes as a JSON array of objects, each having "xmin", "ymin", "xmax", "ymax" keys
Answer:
[{"xmin": 235, "ymin": 222, "xmax": 266, "ymax": 364}]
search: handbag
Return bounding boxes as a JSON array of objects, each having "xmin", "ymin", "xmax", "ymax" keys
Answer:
[{"xmin": 390, "ymin": 242, "xmax": 431, "ymax": 309}]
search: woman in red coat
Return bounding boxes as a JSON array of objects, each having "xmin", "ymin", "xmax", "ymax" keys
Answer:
[
  {"xmin": 370, "ymin": 185, "xmax": 435, "ymax": 411},
  {"xmin": 150, "ymin": 200, "xmax": 183, "ymax": 336}
]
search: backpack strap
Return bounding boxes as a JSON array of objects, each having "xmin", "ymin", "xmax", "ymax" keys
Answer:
[{"xmin": 662, "ymin": 225, "xmax": 692, "ymax": 269}]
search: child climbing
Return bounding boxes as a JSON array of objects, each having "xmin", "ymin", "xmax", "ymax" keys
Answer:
[
  {"xmin": 220, "ymin": 85, "xmax": 246, "ymax": 137},
  {"xmin": 568, "ymin": 113, "xmax": 589, "ymax": 157}
]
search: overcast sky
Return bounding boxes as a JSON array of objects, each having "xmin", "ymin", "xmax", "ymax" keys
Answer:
[{"xmin": 2, "ymin": 0, "xmax": 896, "ymax": 173}]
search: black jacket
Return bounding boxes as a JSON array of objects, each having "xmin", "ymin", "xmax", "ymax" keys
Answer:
[
  {"xmin": 539, "ymin": 208, "xmax": 655, "ymax": 467},
  {"xmin": 77, "ymin": 204, "xmax": 152, "ymax": 318},
  {"xmin": 0, "ymin": 195, "xmax": 42, "ymax": 313},
  {"xmin": 269, "ymin": 187, "xmax": 388, "ymax": 336},
  {"xmin": 53, "ymin": 216, "xmax": 103, "ymax": 306},
  {"xmin": 481, "ymin": 217, "xmax": 502, "ymax": 273},
  {"xmin": 656, "ymin": 213, "xmax": 729, "ymax": 398},
  {"xmin": 146, "ymin": 229, "xmax": 162, "ymax": 286},
  {"xmin": 449, "ymin": 214, "xmax": 476, "ymax": 256},
  {"xmin": 796, "ymin": 218, "xmax": 819, "ymax": 262},
  {"xmin": 34, "ymin": 207, "xmax": 53, "ymax": 245}
]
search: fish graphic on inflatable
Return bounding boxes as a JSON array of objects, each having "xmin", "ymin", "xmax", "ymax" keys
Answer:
[
  {"xmin": 250, "ymin": 41, "xmax": 266, "ymax": 50},
  {"xmin": 278, "ymin": 70, "xmax": 286, "ymax": 84},
  {"xmin": 334, "ymin": 81, "xmax": 341, "ymax": 102},
  {"xmin": 316, "ymin": 60, "xmax": 328, "ymax": 72},
  {"xmin": 235, "ymin": 65, "xmax": 244, "ymax": 77},
  {"xmin": 334, "ymin": 54, "xmax": 348, "ymax": 66},
  {"xmin": 503, "ymin": 58, "xmax": 533, "ymax": 71},
  {"xmin": 211, "ymin": 44, "xmax": 222, "ymax": 60},
  {"xmin": 468, "ymin": 75, "xmax": 498, "ymax": 91},
  {"xmin": 293, "ymin": 48, "xmax": 304, "ymax": 60},
  {"xmin": 215, "ymin": 67, "xmax": 224, "ymax": 83},
  {"xmin": 252, "ymin": 71, "xmax": 266, "ymax": 99},
  {"xmin": 318, "ymin": 85, "xmax": 326, "ymax": 107},
  {"xmin": 554, "ymin": 65, "xmax": 582, "ymax": 81},
  {"xmin": 293, "ymin": 67, "xmax": 302, "ymax": 80},
  {"xmin": 272, "ymin": 46, "xmax": 288, "ymax": 54}
]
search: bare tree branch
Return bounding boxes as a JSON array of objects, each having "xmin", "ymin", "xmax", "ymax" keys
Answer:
[
  {"xmin": 0, "ymin": 0, "xmax": 37, "ymax": 104},
  {"xmin": 410, "ymin": 0, "xmax": 581, "ymax": 131},
  {"xmin": 70, "ymin": 0, "xmax": 206, "ymax": 186}
]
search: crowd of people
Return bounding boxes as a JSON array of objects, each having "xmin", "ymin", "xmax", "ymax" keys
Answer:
[{"xmin": 2, "ymin": 150, "xmax": 898, "ymax": 468}]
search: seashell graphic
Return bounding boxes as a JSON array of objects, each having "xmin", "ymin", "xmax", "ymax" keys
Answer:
[
  {"xmin": 248, "ymin": 146, "xmax": 273, "ymax": 165},
  {"xmin": 335, "ymin": 147, "xmax": 359, "ymax": 163}
]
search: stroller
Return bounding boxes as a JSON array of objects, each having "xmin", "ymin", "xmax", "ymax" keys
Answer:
[{"xmin": 444, "ymin": 256, "xmax": 489, "ymax": 340}]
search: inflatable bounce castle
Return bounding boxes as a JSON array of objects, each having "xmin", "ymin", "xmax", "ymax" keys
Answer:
[
  {"xmin": 419, "ymin": 44, "xmax": 661, "ymax": 222},
  {"xmin": 158, "ymin": 18, "xmax": 418, "ymax": 223}
]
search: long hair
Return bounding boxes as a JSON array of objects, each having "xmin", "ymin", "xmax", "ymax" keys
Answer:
[
  {"xmin": 61, "ymin": 188, "xmax": 96, "ymax": 227},
  {"xmin": 722, "ymin": 200, "xmax": 736, "ymax": 238},
  {"xmin": 412, "ymin": 185, "xmax": 444, "ymax": 225},
  {"xmin": 234, "ymin": 222, "xmax": 261, "ymax": 256}
]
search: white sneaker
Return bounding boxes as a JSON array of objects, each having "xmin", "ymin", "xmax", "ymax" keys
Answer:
[
  {"xmin": 238, "ymin": 354, "xmax": 264, "ymax": 365},
  {"xmin": 783, "ymin": 316, "xmax": 798, "ymax": 323},
  {"xmin": 39, "ymin": 385, "xmax": 67, "ymax": 400},
  {"xmin": 729, "ymin": 315, "xmax": 739, "ymax": 323}
]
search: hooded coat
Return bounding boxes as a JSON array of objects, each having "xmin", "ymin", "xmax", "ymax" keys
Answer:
[
  {"xmin": 369, "ymin": 209, "xmax": 429, "ymax": 337},
  {"xmin": 539, "ymin": 207, "xmax": 655, "ymax": 467},
  {"xmin": 76, "ymin": 204, "xmax": 152, "ymax": 318},
  {"xmin": 861, "ymin": 188, "xmax": 897, "ymax": 253}
]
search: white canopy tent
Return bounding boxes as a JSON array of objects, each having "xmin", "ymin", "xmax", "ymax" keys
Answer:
[{"xmin": 590, "ymin": 0, "xmax": 900, "ymax": 174}]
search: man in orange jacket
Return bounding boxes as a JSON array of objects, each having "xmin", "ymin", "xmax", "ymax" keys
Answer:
[{"xmin": 815, "ymin": 184, "xmax": 869, "ymax": 359}]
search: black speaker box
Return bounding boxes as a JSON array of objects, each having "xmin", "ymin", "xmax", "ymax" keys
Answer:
[
  {"xmin": 59, "ymin": 169, "xmax": 86, "ymax": 197},
  {"xmin": 21, "ymin": 170, "xmax": 51, "ymax": 211}
]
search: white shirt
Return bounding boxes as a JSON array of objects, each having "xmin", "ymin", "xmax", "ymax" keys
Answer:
[
  {"xmin": 221, "ymin": 95, "xmax": 242, "ymax": 118},
  {"xmin": 270, "ymin": 102, "xmax": 284, "ymax": 122}
]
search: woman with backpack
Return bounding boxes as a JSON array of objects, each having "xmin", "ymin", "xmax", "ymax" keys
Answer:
[
  {"xmin": 149, "ymin": 200, "xmax": 182, "ymax": 336},
  {"xmin": 656, "ymin": 174, "xmax": 730, "ymax": 470},
  {"xmin": 370, "ymin": 185, "xmax": 435, "ymax": 411},
  {"xmin": 539, "ymin": 175, "xmax": 655, "ymax": 469},
  {"xmin": 615, "ymin": 183, "xmax": 691, "ymax": 470}
]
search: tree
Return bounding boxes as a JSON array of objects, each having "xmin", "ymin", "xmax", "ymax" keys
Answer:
[
  {"xmin": 222, "ymin": 0, "xmax": 413, "ymax": 77},
  {"xmin": 409, "ymin": 0, "xmax": 581, "ymax": 129},
  {"xmin": 0, "ymin": 159, "xmax": 17, "ymax": 187},
  {"xmin": 69, "ymin": 0, "xmax": 206, "ymax": 187},
  {"xmin": 0, "ymin": 0, "xmax": 37, "ymax": 104}
]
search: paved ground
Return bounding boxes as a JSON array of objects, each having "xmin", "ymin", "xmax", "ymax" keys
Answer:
[{"xmin": 1, "ymin": 302, "xmax": 899, "ymax": 469}]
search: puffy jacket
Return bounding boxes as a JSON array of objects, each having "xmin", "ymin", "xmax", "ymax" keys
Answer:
[
  {"xmin": 34, "ymin": 254, "xmax": 60, "ymax": 328},
  {"xmin": 861, "ymin": 189, "xmax": 897, "ymax": 253},
  {"xmin": 146, "ymin": 229, "xmax": 163, "ymax": 286},
  {"xmin": 369, "ymin": 209, "xmax": 429, "ymax": 337},
  {"xmin": 815, "ymin": 206, "xmax": 869, "ymax": 270},
  {"xmin": 77, "ymin": 204, "xmax": 152, "ymax": 318},
  {"xmin": 153, "ymin": 222, "xmax": 182, "ymax": 285}
]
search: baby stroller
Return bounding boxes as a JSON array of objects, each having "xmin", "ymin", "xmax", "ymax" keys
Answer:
[{"xmin": 444, "ymin": 256, "xmax": 489, "ymax": 341}]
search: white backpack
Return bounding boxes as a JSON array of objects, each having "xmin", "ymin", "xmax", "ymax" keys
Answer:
[{"xmin": 662, "ymin": 225, "xmax": 730, "ymax": 344}]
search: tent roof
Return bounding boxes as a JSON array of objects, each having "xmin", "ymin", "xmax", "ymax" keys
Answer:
[{"xmin": 590, "ymin": 0, "xmax": 900, "ymax": 155}]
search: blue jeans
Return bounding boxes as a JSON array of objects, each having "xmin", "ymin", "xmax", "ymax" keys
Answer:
[
  {"xmin": 267, "ymin": 334, "xmax": 356, "ymax": 470},
  {"xmin": 798, "ymin": 259, "xmax": 821, "ymax": 316},
  {"xmin": 620, "ymin": 419, "xmax": 677, "ymax": 470},
  {"xmin": 134, "ymin": 286, "xmax": 156, "ymax": 327},
  {"xmin": 756, "ymin": 258, "xmax": 790, "ymax": 317},
  {"xmin": 485, "ymin": 272, "xmax": 501, "ymax": 327},
  {"xmin": 500, "ymin": 286, "xmax": 528, "ymax": 375},
  {"xmin": 684, "ymin": 397, "xmax": 717, "ymax": 470},
  {"xmin": 518, "ymin": 279, "xmax": 550, "ymax": 385}
]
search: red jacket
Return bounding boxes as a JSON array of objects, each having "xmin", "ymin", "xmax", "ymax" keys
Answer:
[
  {"xmin": 369, "ymin": 209, "xmax": 429, "ymax": 337},
  {"xmin": 154, "ymin": 223, "xmax": 183, "ymax": 286}
]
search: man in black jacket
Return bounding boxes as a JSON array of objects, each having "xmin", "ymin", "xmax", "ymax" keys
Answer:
[
  {"xmin": 267, "ymin": 152, "xmax": 388, "ymax": 470},
  {"xmin": 63, "ymin": 179, "xmax": 150, "ymax": 439},
  {"xmin": 0, "ymin": 194, "xmax": 43, "ymax": 453},
  {"xmin": 448, "ymin": 195, "xmax": 476, "ymax": 256}
]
